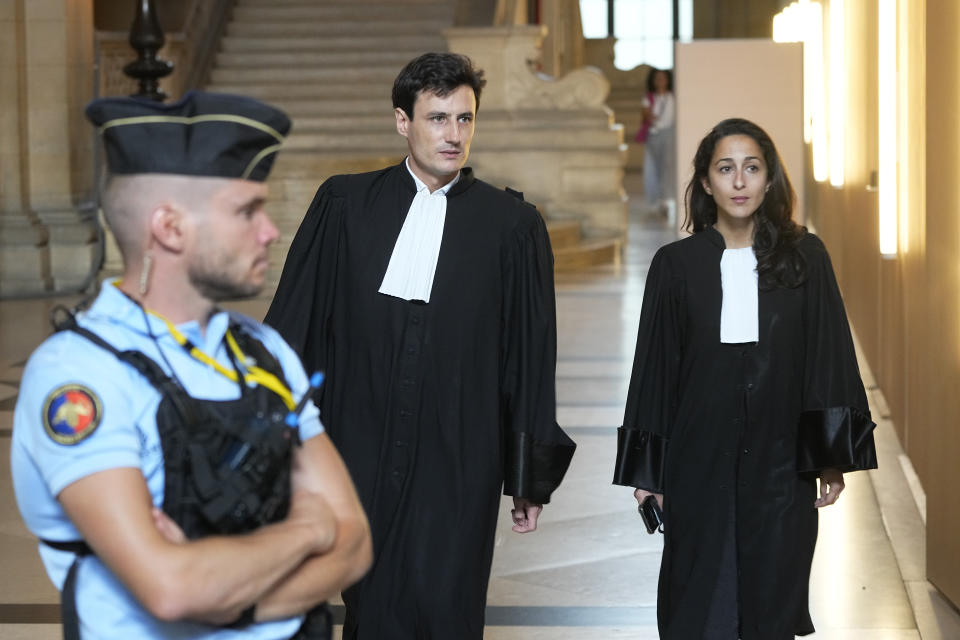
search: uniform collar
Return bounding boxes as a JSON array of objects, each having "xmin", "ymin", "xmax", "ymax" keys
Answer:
[{"xmin": 86, "ymin": 280, "xmax": 231, "ymax": 350}]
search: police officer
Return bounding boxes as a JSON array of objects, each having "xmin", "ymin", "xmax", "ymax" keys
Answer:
[{"xmin": 10, "ymin": 92, "xmax": 372, "ymax": 639}]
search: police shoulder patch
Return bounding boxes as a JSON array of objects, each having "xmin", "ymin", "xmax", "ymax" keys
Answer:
[{"xmin": 42, "ymin": 384, "xmax": 103, "ymax": 445}]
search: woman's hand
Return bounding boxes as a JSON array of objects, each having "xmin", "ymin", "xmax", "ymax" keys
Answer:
[
  {"xmin": 634, "ymin": 488, "xmax": 663, "ymax": 510},
  {"xmin": 815, "ymin": 468, "xmax": 845, "ymax": 508}
]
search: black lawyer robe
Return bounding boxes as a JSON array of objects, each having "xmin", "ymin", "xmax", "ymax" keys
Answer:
[
  {"xmin": 614, "ymin": 228, "xmax": 877, "ymax": 640},
  {"xmin": 265, "ymin": 163, "xmax": 575, "ymax": 640}
]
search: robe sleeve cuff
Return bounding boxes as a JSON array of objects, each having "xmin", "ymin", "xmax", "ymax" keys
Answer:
[
  {"xmin": 503, "ymin": 430, "xmax": 576, "ymax": 504},
  {"xmin": 612, "ymin": 428, "xmax": 668, "ymax": 493},
  {"xmin": 797, "ymin": 406, "xmax": 878, "ymax": 474}
]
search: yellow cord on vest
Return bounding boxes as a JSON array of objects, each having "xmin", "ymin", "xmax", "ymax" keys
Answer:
[{"xmin": 148, "ymin": 310, "xmax": 296, "ymax": 410}]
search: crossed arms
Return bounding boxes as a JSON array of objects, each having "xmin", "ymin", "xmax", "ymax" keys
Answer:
[{"xmin": 58, "ymin": 433, "xmax": 372, "ymax": 625}]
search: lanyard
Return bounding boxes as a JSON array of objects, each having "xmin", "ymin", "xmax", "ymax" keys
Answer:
[{"xmin": 147, "ymin": 310, "xmax": 296, "ymax": 410}]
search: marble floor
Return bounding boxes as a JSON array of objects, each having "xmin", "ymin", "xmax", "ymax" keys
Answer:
[{"xmin": 1, "ymin": 173, "xmax": 959, "ymax": 639}]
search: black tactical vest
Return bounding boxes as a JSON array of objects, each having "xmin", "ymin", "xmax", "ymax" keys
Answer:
[{"xmin": 42, "ymin": 313, "xmax": 330, "ymax": 639}]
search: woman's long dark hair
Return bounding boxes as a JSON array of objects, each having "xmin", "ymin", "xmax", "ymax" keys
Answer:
[{"xmin": 683, "ymin": 118, "xmax": 807, "ymax": 289}]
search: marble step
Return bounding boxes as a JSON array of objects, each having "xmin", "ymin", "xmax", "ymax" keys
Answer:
[
  {"xmin": 269, "ymin": 151, "xmax": 404, "ymax": 181},
  {"xmin": 216, "ymin": 50, "xmax": 431, "ymax": 69},
  {"xmin": 254, "ymin": 97, "xmax": 391, "ymax": 118},
  {"xmin": 227, "ymin": 19, "xmax": 449, "ymax": 38},
  {"xmin": 207, "ymin": 83, "xmax": 390, "ymax": 100},
  {"xmin": 287, "ymin": 113, "xmax": 616, "ymax": 133},
  {"xmin": 221, "ymin": 34, "xmax": 446, "ymax": 52},
  {"xmin": 233, "ymin": 4, "xmax": 453, "ymax": 22},
  {"xmin": 210, "ymin": 66, "xmax": 400, "ymax": 85},
  {"xmin": 546, "ymin": 220, "xmax": 583, "ymax": 250},
  {"xmin": 292, "ymin": 115, "xmax": 397, "ymax": 131},
  {"xmin": 239, "ymin": 0, "xmax": 447, "ymax": 4},
  {"xmin": 553, "ymin": 237, "xmax": 621, "ymax": 270},
  {"xmin": 282, "ymin": 126, "xmax": 625, "ymax": 151},
  {"xmin": 284, "ymin": 132, "xmax": 407, "ymax": 151}
]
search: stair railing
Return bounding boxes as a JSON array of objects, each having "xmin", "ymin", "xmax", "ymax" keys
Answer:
[{"xmin": 181, "ymin": 0, "xmax": 236, "ymax": 91}]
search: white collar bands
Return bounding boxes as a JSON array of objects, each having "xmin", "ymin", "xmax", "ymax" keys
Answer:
[
  {"xmin": 378, "ymin": 159, "xmax": 461, "ymax": 303},
  {"xmin": 719, "ymin": 246, "xmax": 759, "ymax": 343}
]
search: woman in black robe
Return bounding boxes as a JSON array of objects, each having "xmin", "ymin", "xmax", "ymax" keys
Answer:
[{"xmin": 613, "ymin": 118, "xmax": 878, "ymax": 639}]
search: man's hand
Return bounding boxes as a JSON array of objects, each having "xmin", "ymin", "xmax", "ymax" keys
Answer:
[
  {"xmin": 634, "ymin": 488, "xmax": 663, "ymax": 510},
  {"xmin": 815, "ymin": 468, "xmax": 845, "ymax": 508},
  {"xmin": 510, "ymin": 497, "xmax": 542, "ymax": 534}
]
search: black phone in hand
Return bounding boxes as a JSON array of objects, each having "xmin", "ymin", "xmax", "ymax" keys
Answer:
[{"xmin": 639, "ymin": 494, "xmax": 664, "ymax": 534}]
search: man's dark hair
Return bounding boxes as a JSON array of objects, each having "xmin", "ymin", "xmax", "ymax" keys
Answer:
[{"xmin": 392, "ymin": 53, "xmax": 486, "ymax": 118}]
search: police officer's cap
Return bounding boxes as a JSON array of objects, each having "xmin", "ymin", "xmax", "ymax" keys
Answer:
[{"xmin": 85, "ymin": 91, "xmax": 291, "ymax": 182}]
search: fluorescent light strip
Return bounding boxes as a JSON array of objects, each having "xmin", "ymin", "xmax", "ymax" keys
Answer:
[
  {"xmin": 773, "ymin": 2, "xmax": 828, "ymax": 182},
  {"xmin": 808, "ymin": 2, "xmax": 828, "ymax": 182},
  {"xmin": 878, "ymin": 0, "xmax": 898, "ymax": 256},
  {"xmin": 828, "ymin": 0, "xmax": 845, "ymax": 187}
]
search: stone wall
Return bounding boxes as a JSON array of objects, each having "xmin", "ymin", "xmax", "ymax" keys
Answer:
[{"xmin": 0, "ymin": 0, "xmax": 99, "ymax": 296}]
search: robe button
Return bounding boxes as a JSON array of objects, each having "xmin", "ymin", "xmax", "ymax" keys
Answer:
[
  {"xmin": 746, "ymin": 383, "xmax": 754, "ymax": 390},
  {"xmin": 400, "ymin": 409, "xmax": 412, "ymax": 418},
  {"xmin": 743, "ymin": 448, "xmax": 749, "ymax": 455},
  {"xmin": 406, "ymin": 346, "xmax": 416, "ymax": 354},
  {"xmin": 411, "ymin": 316, "xmax": 421, "ymax": 325}
]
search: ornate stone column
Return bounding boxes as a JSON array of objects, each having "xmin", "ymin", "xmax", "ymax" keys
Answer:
[{"xmin": 0, "ymin": 0, "xmax": 98, "ymax": 296}]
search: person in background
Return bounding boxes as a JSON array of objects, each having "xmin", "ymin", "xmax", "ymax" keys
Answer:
[
  {"xmin": 614, "ymin": 118, "xmax": 877, "ymax": 639},
  {"xmin": 640, "ymin": 67, "xmax": 676, "ymax": 212},
  {"xmin": 265, "ymin": 52, "xmax": 576, "ymax": 639},
  {"xmin": 10, "ymin": 91, "xmax": 372, "ymax": 640}
]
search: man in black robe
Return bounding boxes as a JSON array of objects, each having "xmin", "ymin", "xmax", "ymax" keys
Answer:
[{"xmin": 265, "ymin": 53, "xmax": 576, "ymax": 639}]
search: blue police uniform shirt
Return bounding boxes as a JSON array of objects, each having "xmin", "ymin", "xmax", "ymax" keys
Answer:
[{"xmin": 10, "ymin": 281, "xmax": 325, "ymax": 639}]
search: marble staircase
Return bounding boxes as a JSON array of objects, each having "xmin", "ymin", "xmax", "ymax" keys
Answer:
[{"xmin": 206, "ymin": 0, "xmax": 619, "ymax": 282}]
